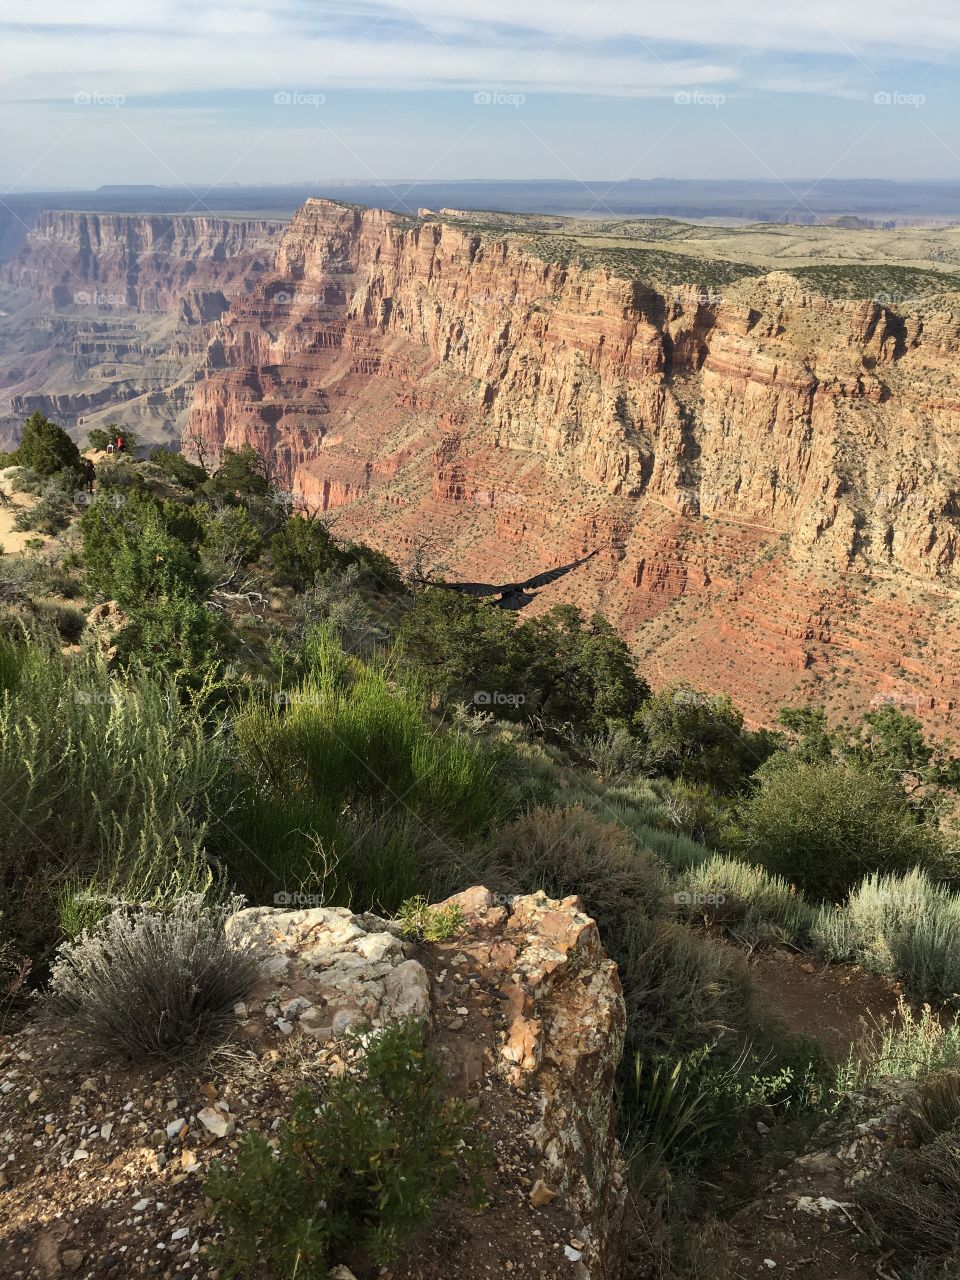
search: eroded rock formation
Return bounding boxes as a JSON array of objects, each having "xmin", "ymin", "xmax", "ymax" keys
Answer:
[
  {"xmin": 187, "ymin": 199, "xmax": 960, "ymax": 732},
  {"xmin": 4, "ymin": 199, "xmax": 959, "ymax": 729}
]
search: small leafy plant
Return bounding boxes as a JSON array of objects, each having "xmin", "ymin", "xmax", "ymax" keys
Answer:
[
  {"xmin": 206, "ymin": 1017, "xmax": 487, "ymax": 1278},
  {"xmin": 396, "ymin": 895, "xmax": 465, "ymax": 942}
]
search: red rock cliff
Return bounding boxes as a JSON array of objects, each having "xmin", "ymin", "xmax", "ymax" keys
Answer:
[{"xmin": 182, "ymin": 199, "xmax": 959, "ymax": 731}]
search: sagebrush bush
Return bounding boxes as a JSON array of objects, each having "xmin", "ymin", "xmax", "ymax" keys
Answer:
[
  {"xmin": 46, "ymin": 896, "xmax": 261, "ymax": 1060},
  {"xmin": 481, "ymin": 804, "xmax": 670, "ymax": 934},
  {"xmin": 859, "ymin": 1128, "xmax": 960, "ymax": 1265},
  {"xmin": 578, "ymin": 722, "xmax": 647, "ymax": 783},
  {"xmin": 733, "ymin": 760, "xmax": 947, "ymax": 901},
  {"xmin": 206, "ymin": 1018, "xmax": 487, "ymax": 1276},
  {"xmin": 675, "ymin": 855, "xmax": 815, "ymax": 945},
  {"xmin": 852, "ymin": 999, "xmax": 960, "ymax": 1086},
  {"xmin": 813, "ymin": 870, "xmax": 960, "ymax": 1000},
  {"xmin": 615, "ymin": 913, "xmax": 755, "ymax": 1062}
]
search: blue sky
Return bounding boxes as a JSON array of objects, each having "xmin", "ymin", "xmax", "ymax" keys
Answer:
[{"xmin": 2, "ymin": 0, "xmax": 959, "ymax": 188}]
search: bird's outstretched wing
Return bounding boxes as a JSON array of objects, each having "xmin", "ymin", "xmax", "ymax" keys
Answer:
[{"xmin": 518, "ymin": 549, "xmax": 599, "ymax": 591}]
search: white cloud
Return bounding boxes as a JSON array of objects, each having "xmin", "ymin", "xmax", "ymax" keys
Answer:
[{"xmin": 2, "ymin": 0, "xmax": 958, "ymax": 107}]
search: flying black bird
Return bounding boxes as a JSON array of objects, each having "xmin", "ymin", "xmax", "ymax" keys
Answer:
[{"xmin": 419, "ymin": 548, "xmax": 600, "ymax": 610}]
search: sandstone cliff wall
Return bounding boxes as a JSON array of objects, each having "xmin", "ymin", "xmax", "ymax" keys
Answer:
[{"xmin": 188, "ymin": 199, "xmax": 960, "ymax": 731}]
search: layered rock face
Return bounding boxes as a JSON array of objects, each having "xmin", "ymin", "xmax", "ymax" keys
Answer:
[
  {"xmin": 189, "ymin": 199, "xmax": 960, "ymax": 732},
  {"xmin": 3, "ymin": 211, "xmax": 282, "ymax": 312},
  {"xmin": 0, "ymin": 212, "xmax": 285, "ymax": 442}
]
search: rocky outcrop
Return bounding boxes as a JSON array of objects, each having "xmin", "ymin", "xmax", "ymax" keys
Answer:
[
  {"xmin": 0, "ymin": 888, "xmax": 627, "ymax": 1279},
  {"xmin": 187, "ymin": 198, "xmax": 960, "ymax": 733}
]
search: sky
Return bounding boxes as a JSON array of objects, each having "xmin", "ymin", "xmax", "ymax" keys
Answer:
[{"xmin": 2, "ymin": 0, "xmax": 960, "ymax": 190}]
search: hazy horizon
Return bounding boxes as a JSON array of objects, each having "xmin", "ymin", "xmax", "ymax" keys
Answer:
[{"xmin": 3, "ymin": 1, "xmax": 960, "ymax": 200}]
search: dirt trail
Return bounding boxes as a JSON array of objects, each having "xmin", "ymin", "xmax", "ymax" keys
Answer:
[
  {"xmin": 747, "ymin": 948, "xmax": 909, "ymax": 1061},
  {"xmin": 0, "ymin": 470, "xmax": 49, "ymax": 554}
]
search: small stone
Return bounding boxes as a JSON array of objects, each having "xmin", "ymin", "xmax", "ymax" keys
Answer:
[
  {"xmin": 530, "ymin": 1179, "xmax": 557, "ymax": 1207},
  {"xmin": 100, "ymin": 1122, "xmax": 114, "ymax": 1141},
  {"xmin": 763, "ymin": 1262, "xmax": 777, "ymax": 1270},
  {"xmin": 563, "ymin": 1245, "xmax": 582, "ymax": 1262},
  {"xmin": 61, "ymin": 1249, "xmax": 84, "ymax": 1272},
  {"xmin": 165, "ymin": 1118, "xmax": 188, "ymax": 1140},
  {"xmin": 799, "ymin": 962, "xmax": 815, "ymax": 974},
  {"xmin": 198, "ymin": 1107, "xmax": 231, "ymax": 1138}
]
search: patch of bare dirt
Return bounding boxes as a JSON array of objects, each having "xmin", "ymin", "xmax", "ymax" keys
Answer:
[{"xmin": 747, "ymin": 949, "xmax": 908, "ymax": 1061}]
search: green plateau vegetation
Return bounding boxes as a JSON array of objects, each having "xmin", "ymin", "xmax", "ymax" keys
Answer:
[{"xmin": 3, "ymin": 413, "xmax": 960, "ymax": 1277}]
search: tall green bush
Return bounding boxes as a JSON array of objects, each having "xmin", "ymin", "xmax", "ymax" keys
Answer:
[
  {"xmin": 733, "ymin": 760, "xmax": 946, "ymax": 901},
  {"xmin": 0, "ymin": 646, "xmax": 223, "ymax": 956}
]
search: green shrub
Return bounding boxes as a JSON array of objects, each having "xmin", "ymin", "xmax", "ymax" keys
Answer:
[
  {"xmin": 396, "ymin": 896, "xmax": 465, "ymax": 942},
  {"xmin": 0, "ymin": 646, "xmax": 223, "ymax": 956},
  {"xmin": 639, "ymin": 683, "xmax": 774, "ymax": 792},
  {"xmin": 578, "ymin": 722, "xmax": 647, "ymax": 783},
  {"xmin": 622, "ymin": 1042, "xmax": 804, "ymax": 1191},
  {"xmin": 146, "ymin": 447, "xmax": 208, "ymax": 490},
  {"xmin": 482, "ymin": 804, "xmax": 670, "ymax": 933},
  {"xmin": 45, "ymin": 896, "xmax": 261, "ymax": 1061},
  {"xmin": 11, "ymin": 412, "xmax": 81, "ymax": 477},
  {"xmin": 205, "ymin": 444, "xmax": 271, "ymax": 501},
  {"xmin": 199, "ymin": 502, "xmax": 264, "ymax": 578},
  {"xmin": 221, "ymin": 628, "xmax": 504, "ymax": 911},
  {"xmin": 206, "ymin": 1018, "xmax": 487, "ymax": 1276},
  {"xmin": 79, "ymin": 489, "xmax": 205, "ymax": 604},
  {"xmin": 733, "ymin": 760, "xmax": 946, "ymax": 901},
  {"xmin": 269, "ymin": 513, "xmax": 338, "ymax": 590},
  {"xmin": 0, "ymin": 633, "xmax": 27, "ymax": 694},
  {"xmin": 615, "ymin": 914, "xmax": 755, "ymax": 1063}
]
